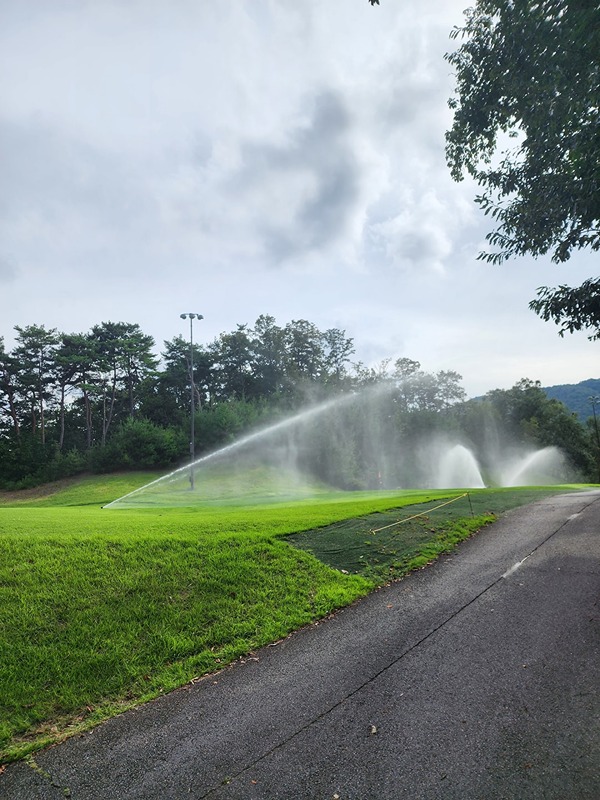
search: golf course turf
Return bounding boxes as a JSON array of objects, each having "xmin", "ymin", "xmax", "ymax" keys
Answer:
[{"xmin": 0, "ymin": 473, "xmax": 587, "ymax": 763}]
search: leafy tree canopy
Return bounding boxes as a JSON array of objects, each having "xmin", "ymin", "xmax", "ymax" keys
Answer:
[
  {"xmin": 445, "ymin": 1, "xmax": 600, "ymax": 337},
  {"xmin": 446, "ymin": 0, "xmax": 600, "ymax": 265},
  {"xmin": 529, "ymin": 277, "xmax": 600, "ymax": 340}
]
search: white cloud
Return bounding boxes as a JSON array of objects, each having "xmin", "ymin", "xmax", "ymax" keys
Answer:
[{"xmin": 0, "ymin": 0, "xmax": 597, "ymax": 398}]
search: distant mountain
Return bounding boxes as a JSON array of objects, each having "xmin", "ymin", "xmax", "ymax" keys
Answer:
[{"xmin": 543, "ymin": 378, "xmax": 600, "ymax": 421}]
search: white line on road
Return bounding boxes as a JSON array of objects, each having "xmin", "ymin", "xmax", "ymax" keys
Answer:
[{"xmin": 502, "ymin": 555, "xmax": 530, "ymax": 579}]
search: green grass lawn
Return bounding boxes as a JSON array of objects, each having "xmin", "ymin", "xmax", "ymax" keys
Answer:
[{"xmin": 0, "ymin": 473, "xmax": 589, "ymax": 763}]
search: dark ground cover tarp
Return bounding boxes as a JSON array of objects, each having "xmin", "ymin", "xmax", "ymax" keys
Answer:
[{"xmin": 287, "ymin": 490, "xmax": 563, "ymax": 577}]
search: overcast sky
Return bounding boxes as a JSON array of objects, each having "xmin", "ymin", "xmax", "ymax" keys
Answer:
[{"xmin": 1, "ymin": 0, "xmax": 597, "ymax": 397}]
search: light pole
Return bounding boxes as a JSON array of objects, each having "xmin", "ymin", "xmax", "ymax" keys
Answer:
[{"xmin": 180, "ymin": 313, "xmax": 204, "ymax": 489}]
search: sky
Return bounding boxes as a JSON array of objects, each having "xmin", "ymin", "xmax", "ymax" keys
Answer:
[{"xmin": 1, "ymin": 0, "xmax": 597, "ymax": 398}]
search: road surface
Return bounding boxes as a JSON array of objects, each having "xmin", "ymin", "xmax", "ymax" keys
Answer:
[{"xmin": 2, "ymin": 490, "xmax": 599, "ymax": 799}]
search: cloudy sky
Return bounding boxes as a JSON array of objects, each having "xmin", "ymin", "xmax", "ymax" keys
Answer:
[{"xmin": 1, "ymin": 0, "xmax": 597, "ymax": 397}]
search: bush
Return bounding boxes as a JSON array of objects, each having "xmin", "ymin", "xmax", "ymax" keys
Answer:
[
  {"xmin": 89, "ymin": 419, "xmax": 185, "ymax": 472},
  {"xmin": 0, "ymin": 440, "xmax": 87, "ymax": 490},
  {"xmin": 45, "ymin": 448, "xmax": 87, "ymax": 481}
]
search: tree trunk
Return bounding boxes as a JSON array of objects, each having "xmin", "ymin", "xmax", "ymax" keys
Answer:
[
  {"xmin": 58, "ymin": 383, "xmax": 66, "ymax": 451},
  {"xmin": 40, "ymin": 395, "xmax": 45, "ymax": 446},
  {"xmin": 83, "ymin": 389, "xmax": 92, "ymax": 449},
  {"xmin": 6, "ymin": 386, "xmax": 20, "ymax": 439},
  {"xmin": 102, "ymin": 374, "xmax": 117, "ymax": 446}
]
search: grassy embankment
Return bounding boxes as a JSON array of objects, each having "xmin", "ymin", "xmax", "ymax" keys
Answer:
[{"xmin": 0, "ymin": 472, "xmax": 584, "ymax": 763}]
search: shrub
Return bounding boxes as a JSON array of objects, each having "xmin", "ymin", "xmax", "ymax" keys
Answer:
[{"xmin": 90, "ymin": 419, "xmax": 185, "ymax": 471}]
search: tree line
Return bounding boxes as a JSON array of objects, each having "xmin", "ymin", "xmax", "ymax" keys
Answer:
[{"xmin": 0, "ymin": 316, "xmax": 597, "ymax": 488}]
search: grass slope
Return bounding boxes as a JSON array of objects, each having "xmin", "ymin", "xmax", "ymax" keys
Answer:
[
  {"xmin": 0, "ymin": 472, "xmax": 163, "ymax": 507},
  {"xmin": 0, "ymin": 473, "xmax": 585, "ymax": 763}
]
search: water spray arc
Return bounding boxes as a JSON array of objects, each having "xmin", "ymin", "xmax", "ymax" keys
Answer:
[
  {"xmin": 104, "ymin": 394, "xmax": 353, "ymax": 508},
  {"xmin": 180, "ymin": 312, "xmax": 203, "ymax": 490},
  {"xmin": 104, "ymin": 384, "xmax": 574, "ymax": 509}
]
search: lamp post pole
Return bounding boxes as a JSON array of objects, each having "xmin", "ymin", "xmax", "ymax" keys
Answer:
[{"xmin": 180, "ymin": 313, "xmax": 204, "ymax": 489}]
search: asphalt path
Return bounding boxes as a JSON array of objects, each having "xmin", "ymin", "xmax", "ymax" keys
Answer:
[{"xmin": 3, "ymin": 490, "xmax": 600, "ymax": 799}]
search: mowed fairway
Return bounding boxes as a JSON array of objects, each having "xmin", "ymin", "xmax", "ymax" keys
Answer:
[{"xmin": 0, "ymin": 473, "xmax": 582, "ymax": 763}]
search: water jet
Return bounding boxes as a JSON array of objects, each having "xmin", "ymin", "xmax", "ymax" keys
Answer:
[{"xmin": 104, "ymin": 388, "xmax": 573, "ymax": 508}]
